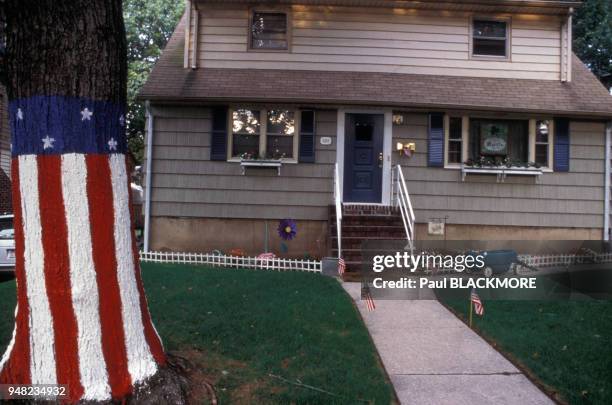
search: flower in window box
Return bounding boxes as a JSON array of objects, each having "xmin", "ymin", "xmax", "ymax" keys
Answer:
[{"xmin": 278, "ymin": 219, "xmax": 297, "ymax": 241}]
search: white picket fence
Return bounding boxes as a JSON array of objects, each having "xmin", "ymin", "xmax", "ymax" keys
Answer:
[
  {"xmin": 139, "ymin": 250, "xmax": 322, "ymax": 273},
  {"xmin": 518, "ymin": 252, "xmax": 612, "ymax": 268}
]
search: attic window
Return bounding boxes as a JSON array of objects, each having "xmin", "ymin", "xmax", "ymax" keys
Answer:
[
  {"xmin": 472, "ymin": 20, "xmax": 508, "ymax": 57},
  {"xmin": 250, "ymin": 12, "xmax": 288, "ymax": 50}
]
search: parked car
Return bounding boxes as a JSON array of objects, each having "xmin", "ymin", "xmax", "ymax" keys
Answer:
[{"xmin": 0, "ymin": 214, "xmax": 15, "ymax": 273}]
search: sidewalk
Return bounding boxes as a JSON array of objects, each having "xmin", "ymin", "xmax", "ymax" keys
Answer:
[{"xmin": 342, "ymin": 283, "xmax": 554, "ymax": 405}]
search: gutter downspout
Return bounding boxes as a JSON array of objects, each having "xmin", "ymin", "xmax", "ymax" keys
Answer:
[
  {"xmin": 567, "ymin": 8, "xmax": 573, "ymax": 82},
  {"xmin": 605, "ymin": 121, "xmax": 611, "ymax": 241},
  {"xmin": 191, "ymin": 2, "xmax": 199, "ymax": 69},
  {"xmin": 144, "ymin": 101, "xmax": 154, "ymax": 252},
  {"xmin": 183, "ymin": 0, "xmax": 191, "ymax": 68}
]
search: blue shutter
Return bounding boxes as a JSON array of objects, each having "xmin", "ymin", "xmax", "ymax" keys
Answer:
[
  {"xmin": 299, "ymin": 110, "xmax": 316, "ymax": 163},
  {"xmin": 428, "ymin": 113, "xmax": 444, "ymax": 167},
  {"xmin": 210, "ymin": 107, "xmax": 228, "ymax": 161},
  {"xmin": 553, "ymin": 118, "xmax": 570, "ymax": 172}
]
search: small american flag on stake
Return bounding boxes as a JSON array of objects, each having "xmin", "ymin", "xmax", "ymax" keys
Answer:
[
  {"xmin": 363, "ymin": 286, "xmax": 376, "ymax": 312},
  {"xmin": 471, "ymin": 288, "xmax": 484, "ymax": 316},
  {"xmin": 338, "ymin": 257, "xmax": 346, "ymax": 275}
]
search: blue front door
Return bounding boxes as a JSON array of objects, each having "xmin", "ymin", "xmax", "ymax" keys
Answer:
[{"xmin": 343, "ymin": 113, "xmax": 384, "ymax": 203}]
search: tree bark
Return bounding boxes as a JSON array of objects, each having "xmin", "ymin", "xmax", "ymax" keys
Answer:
[{"xmin": 0, "ymin": 1, "xmax": 170, "ymax": 402}]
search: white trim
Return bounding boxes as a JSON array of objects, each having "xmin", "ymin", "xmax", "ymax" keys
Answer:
[
  {"xmin": 144, "ymin": 102, "xmax": 154, "ymax": 253},
  {"xmin": 191, "ymin": 2, "xmax": 199, "ymax": 69},
  {"xmin": 568, "ymin": 11, "xmax": 573, "ymax": 82},
  {"xmin": 336, "ymin": 108, "xmax": 393, "ymax": 205},
  {"xmin": 605, "ymin": 121, "xmax": 611, "ymax": 241},
  {"xmin": 382, "ymin": 111, "xmax": 392, "ymax": 205},
  {"xmin": 336, "ymin": 109, "xmax": 345, "ymax": 202},
  {"xmin": 183, "ymin": 1, "xmax": 191, "ymax": 68}
]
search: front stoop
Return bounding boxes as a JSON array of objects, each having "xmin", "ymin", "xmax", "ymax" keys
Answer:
[{"xmin": 329, "ymin": 204, "xmax": 406, "ymax": 281}]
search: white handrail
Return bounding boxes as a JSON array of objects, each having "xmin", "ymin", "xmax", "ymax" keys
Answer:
[
  {"xmin": 394, "ymin": 165, "xmax": 416, "ymax": 252},
  {"xmin": 334, "ymin": 163, "xmax": 342, "ymax": 258}
]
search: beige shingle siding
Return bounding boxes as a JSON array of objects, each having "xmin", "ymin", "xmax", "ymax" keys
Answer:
[
  {"xmin": 196, "ymin": 5, "xmax": 561, "ymax": 80},
  {"xmin": 145, "ymin": 105, "xmax": 336, "ymax": 221},
  {"xmin": 395, "ymin": 114, "xmax": 606, "ymax": 228},
  {"xmin": 140, "ymin": 12, "xmax": 612, "ymax": 117}
]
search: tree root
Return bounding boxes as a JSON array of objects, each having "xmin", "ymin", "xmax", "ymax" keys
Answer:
[{"xmin": 8, "ymin": 353, "xmax": 218, "ymax": 404}]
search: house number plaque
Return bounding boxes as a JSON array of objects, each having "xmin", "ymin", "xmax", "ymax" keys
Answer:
[{"xmin": 320, "ymin": 137, "xmax": 332, "ymax": 145}]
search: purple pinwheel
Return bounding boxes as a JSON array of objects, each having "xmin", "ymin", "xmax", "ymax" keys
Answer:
[{"xmin": 278, "ymin": 219, "xmax": 297, "ymax": 241}]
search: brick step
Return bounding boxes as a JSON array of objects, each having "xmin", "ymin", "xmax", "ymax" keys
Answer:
[
  {"xmin": 331, "ymin": 225, "xmax": 406, "ymax": 235},
  {"xmin": 332, "ymin": 216, "xmax": 404, "ymax": 227},
  {"xmin": 341, "ymin": 205, "xmax": 400, "ymax": 215},
  {"xmin": 331, "ymin": 236, "xmax": 407, "ymax": 250}
]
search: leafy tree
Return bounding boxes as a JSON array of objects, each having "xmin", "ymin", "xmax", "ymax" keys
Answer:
[
  {"xmin": 124, "ymin": 0, "xmax": 184, "ymax": 163},
  {"xmin": 573, "ymin": 0, "xmax": 612, "ymax": 90}
]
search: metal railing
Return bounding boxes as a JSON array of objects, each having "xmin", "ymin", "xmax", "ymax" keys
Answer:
[
  {"xmin": 393, "ymin": 165, "xmax": 416, "ymax": 252},
  {"xmin": 333, "ymin": 163, "xmax": 343, "ymax": 258}
]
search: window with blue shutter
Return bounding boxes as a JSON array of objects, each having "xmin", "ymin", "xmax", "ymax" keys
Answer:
[
  {"xmin": 428, "ymin": 113, "xmax": 444, "ymax": 167},
  {"xmin": 553, "ymin": 118, "xmax": 570, "ymax": 172},
  {"xmin": 299, "ymin": 110, "xmax": 316, "ymax": 163},
  {"xmin": 210, "ymin": 107, "xmax": 228, "ymax": 161}
]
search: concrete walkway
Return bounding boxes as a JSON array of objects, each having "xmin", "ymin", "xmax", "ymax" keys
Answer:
[{"xmin": 342, "ymin": 283, "xmax": 554, "ymax": 405}]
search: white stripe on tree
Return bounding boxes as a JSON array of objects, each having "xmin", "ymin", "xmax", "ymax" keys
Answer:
[
  {"xmin": 19, "ymin": 155, "xmax": 57, "ymax": 385},
  {"xmin": 61, "ymin": 154, "xmax": 111, "ymax": 400},
  {"xmin": 0, "ymin": 306, "xmax": 18, "ymax": 372},
  {"xmin": 109, "ymin": 154, "xmax": 157, "ymax": 383}
]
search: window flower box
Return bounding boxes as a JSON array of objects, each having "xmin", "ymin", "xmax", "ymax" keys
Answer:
[
  {"xmin": 240, "ymin": 159, "xmax": 282, "ymax": 176},
  {"xmin": 461, "ymin": 165, "xmax": 542, "ymax": 183}
]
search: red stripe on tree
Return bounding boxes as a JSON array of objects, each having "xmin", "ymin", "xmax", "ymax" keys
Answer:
[
  {"xmin": 86, "ymin": 155, "xmax": 132, "ymax": 398},
  {"xmin": 0, "ymin": 158, "xmax": 31, "ymax": 385},
  {"xmin": 37, "ymin": 156, "xmax": 84, "ymax": 401}
]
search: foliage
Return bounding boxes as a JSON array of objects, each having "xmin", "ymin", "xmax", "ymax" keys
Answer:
[
  {"xmin": 123, "ymin": 0, "xmax": 184, "ymax": 163},
  {"xmin": 573, "ymin": 0, "xmax": 612, "ymax": 91}
]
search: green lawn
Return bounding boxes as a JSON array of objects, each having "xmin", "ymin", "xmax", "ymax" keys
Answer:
[
  {"xmin": 0, "ymin": 265, "xmax": 394, "ymax": 404},
  {"xmin": 437, "ymin": 290, "xmax": 612, "ymax": 405}
]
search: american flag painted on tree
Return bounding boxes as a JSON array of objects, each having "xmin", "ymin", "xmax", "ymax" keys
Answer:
[{"xmin": 0, "ymin": 96, "xmax": 165, "ymax": 402}]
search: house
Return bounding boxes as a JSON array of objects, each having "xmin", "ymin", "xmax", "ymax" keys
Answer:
[
  {"xmin": 139, "ymin": 0, "xmax": 612, "ymax": 264},
  {"xmin": 0, "ymin": 85, "xmax": 11, "ymax": 214}
]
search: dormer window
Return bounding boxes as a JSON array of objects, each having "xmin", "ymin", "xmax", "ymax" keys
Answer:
[
  {"xmin": 250, "ymin": 12, "xmax": 289, "ymax": 50},
  {"xmin": 472, "ymin": 19, "xmax": 508, "ymax": 58}
]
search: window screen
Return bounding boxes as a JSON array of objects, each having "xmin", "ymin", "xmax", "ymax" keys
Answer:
[
  {"xmin": 473, "ymin": 20, "xmax": 507, "ymax": 57},
  {"xmin": 469, "ymin": 119, "xmax": 528, "ymax": 164},
  {"xmin": 232, "ymin": 109, "xmax": 261, "ymax": 159},
  {"xmin": 251, "ymin": 12, "xmax": 288, "ymax": 50},
  {"xmin": 448, "ymin": 117, "xmax": 463, "ymax": 164},
  {"xmin": 266, "ymin": 110, "xmax": 295, "ymax": 159}
]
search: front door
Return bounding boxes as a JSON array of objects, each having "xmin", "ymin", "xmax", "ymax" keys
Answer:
[{"xmin": 343, "ymin": 113, "xmax": 384, "ymax": 203}]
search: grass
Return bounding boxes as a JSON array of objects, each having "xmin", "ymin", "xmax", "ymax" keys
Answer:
[
  {"xmin": 436, "ymin": 289, "xmax": 612, "ymax": 405},
  {"xmin": 0, "ymin": 265, "xmax": 394, "ymax": 404}
]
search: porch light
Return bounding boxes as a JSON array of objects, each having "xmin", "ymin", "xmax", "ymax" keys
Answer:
[
  {"xmin": 396, "ymin": 142, "xmax": 416, "ymax": 157},
  {"xmin": 538, "ymin": 121, "xmax": 549, "ymax": 135}
]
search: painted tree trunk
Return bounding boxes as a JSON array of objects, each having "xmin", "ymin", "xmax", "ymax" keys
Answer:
[{"xmin": 0, "ymin": 1, "xmax": 166, "ymax": 402}]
